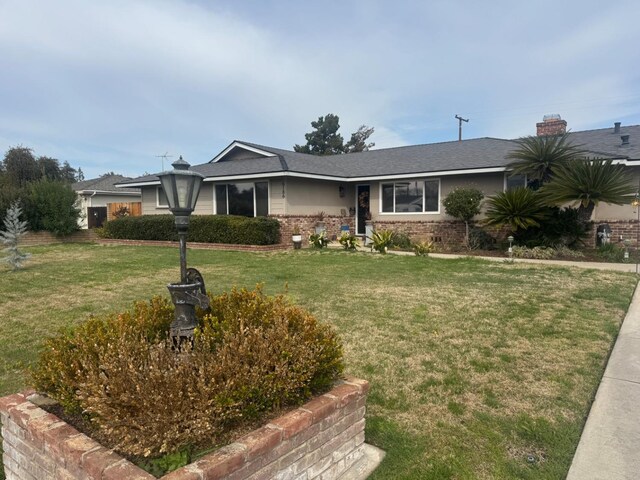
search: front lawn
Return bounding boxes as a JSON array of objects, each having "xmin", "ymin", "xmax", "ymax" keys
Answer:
[{"xmin": 0, "ymin": 244, "xmax": 636, "ymax": 479}]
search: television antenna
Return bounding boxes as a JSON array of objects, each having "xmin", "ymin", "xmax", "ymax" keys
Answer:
[
  {"xmin": 455, "ymin": 115, "xmax": 469, "ymax": 141},
  {"xmin": 155, "ymin": 152, "xmax": 173, "ymax": 171}
]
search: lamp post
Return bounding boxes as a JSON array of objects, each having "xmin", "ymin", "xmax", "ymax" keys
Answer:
[
  {"xmin": 507, "ymin": 235, "xmax": 514, "ymax": 261},
  {"xmin": 157, "ymin": 157, "xmax": 209, "ymax": 343}
]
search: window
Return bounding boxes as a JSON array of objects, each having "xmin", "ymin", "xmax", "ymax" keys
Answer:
[
  {"xmin": 380, "ymin": 179, "xmax": 440, "ymax": 213},
  {"xmin": 156, "ymin": 186, "xmax": 169, "ymax": 208},
  {"xmin": 215, "ymin": 181, "xmax": 269, "ymax": 217},
  {"xmin": 504, "ymin": 173, "xmax": 527, "ymax": 191}
]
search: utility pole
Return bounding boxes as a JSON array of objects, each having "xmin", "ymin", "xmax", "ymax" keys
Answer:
[
  {"xmin": 156, "ymin": 152, "xmax": 173, "ymax": 171},
  {"xmin": 455, "ymin": 115, "xmax": 469, "ymax": 142}
]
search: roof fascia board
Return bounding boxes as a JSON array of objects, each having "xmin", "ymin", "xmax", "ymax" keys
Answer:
[
  {"xmin": 210, "ymin": 142, "xmax": 277, "ymax": 163},
  {"xmin": 78, "ymin": 189, "xmax": 140, "ymax": 195},
  {"xmin": 115, "ymin": 181, "xmax": 161, "ymax": 188}
]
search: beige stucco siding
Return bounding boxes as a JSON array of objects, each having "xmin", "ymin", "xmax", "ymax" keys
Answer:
[
  {"xmin": 270, "ymin": 178, "xmax": 286, "ymax": 215},
  {"xmin": 141, "ymin": 184, "xmax": 214, "ymax": 215},
  {"xmin": 593, "ymin": 167, "xmax": 640, "ymax": 221},
  {"xmin": 285, "ymin": 178, "xmax": 352, "ymax": 215}
]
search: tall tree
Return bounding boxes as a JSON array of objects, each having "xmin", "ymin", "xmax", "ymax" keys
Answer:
[
  {"xmin": 59, "ymin": 161, "xmax": 78, "ymax": 183},
  {"xmin": 344, "ymin": 125, "xmax": 375, "ymax": 153},
  {"xmin": 1, "ymin": 147, "xmax": 40, "ymax": 187},
  {"xmin": 37, "ymin": 156, "xmax": 62, "ymax": 180},
  {"xmin": 506, "ymin": 134, "xmax": 584, "ymax": 188},
  {"xmin": 294, "ymin": 114, "xmax": 374, "ymax": 155}
]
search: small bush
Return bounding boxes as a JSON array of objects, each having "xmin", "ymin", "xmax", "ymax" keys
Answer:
[
  {"xmin": 413, "ymin": 240, "xmax": 434, "ymax": 257},
  {"xmin": 30, "ymin": 287, "xmax": 343, "ymax": 460},
  {"xmin": 554, "ymin": 245, "xmax": 585, "ymax": 259},
  {"xmin": 468, "ymin": 228, "xmax": 496, "ymax": 250},
  {"xmin": 338, "ymin": 232, "xmax": 359, "ymax": 250},
  {"xmin": 371, "ymin": 230, "xmax": 394, "ymax": 254},
  {"xmin": 309, "ymin": 230, "xmax": 330, "ymax": 248},
  {"xmin": 101, "ymin": 215, "xmax": 280, "ymax": 245},
  {"xmin": 511, "ymin": 246, "xmax": 556, "ymax": 259},
  {"xmin": 596, "ymin": 243, "xmax": 626, "ymax": 262},
  {"xmin": 391, "ymin": 231, "xmax": 412, "ymax": 250}
]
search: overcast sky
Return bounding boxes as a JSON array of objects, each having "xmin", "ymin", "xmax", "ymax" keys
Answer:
[{"xmin": 1, "ymin": 0, "xmax": 639, "ymax": 179}]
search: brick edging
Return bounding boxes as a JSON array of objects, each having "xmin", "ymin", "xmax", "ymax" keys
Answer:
[{"xmin": 1, "ymin": 377, "xmax": 369, "ymax": 480}]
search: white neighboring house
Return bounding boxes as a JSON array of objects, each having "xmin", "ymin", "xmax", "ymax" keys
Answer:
[{"xmin": 72, "ymin": 175, "xmax": 141, "ymax": 229}]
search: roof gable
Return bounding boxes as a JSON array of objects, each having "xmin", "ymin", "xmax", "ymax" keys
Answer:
[{"xmin": 210, "ymin": 141, "xmax": 277, "ymax": 163}]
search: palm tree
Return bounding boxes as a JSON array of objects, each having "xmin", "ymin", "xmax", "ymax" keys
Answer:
[
  {"xmin": 484, "ymin": 187, "xmax": 549, "ymax": 232},
  {"xmin": 506, "ymin": 133, "xmax": 585, "ymax": 187},
  {"xmin": 539, "ymin": 159, "xmax": 636, "ymax": 223}
]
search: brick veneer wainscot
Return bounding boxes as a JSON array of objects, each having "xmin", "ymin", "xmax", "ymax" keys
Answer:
[{"xmin": 1, "ymin": 377, "xmax": 369, "ymax": 480}]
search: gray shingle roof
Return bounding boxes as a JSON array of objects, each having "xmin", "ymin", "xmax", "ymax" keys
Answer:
[
  {"xmin": 74, "ymin": 175, "xmax": 140, "ymax": 193},
  {"xmin": 116, "ymin": 124, "xmax": 640, "ymax": 186}
]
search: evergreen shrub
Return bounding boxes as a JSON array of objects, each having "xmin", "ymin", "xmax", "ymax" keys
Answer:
[
  {"xmin": 100, "ymin": 215, "xmax": 281, "ymax": 245},
  {"xmin": 30, "ymin": 286, "xmax": 344, "ymax": 459}
]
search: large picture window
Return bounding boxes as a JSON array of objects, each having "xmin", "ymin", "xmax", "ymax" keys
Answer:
[
  {"xmin": 380, "ymin": 179, "xmax": 440, "ymax": 213},
  {"xmin": 215, "ymin": 181, "xmax": 269, "ymax": 217}
]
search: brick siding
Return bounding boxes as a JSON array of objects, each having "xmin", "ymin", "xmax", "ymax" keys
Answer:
[{"xmin": 1, "ymin": 378, "xmax": 369, "ymax": 480}]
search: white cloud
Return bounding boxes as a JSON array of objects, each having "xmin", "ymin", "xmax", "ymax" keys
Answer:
[{"xmin": 0, "ymin": 0, "xmax": 639, "ymax": 178}]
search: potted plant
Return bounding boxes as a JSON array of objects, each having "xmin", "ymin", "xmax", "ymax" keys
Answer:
[{"xmin": 292, "ymin": 225, "xmax": 302, "ymax": 249}]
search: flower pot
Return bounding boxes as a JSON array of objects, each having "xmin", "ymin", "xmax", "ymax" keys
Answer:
[
  {"xmin": 0, "ymin": 378, "xmax": 380, "ymax": 480},
  {"xmin": 292, "ymin": 234, "xmax": 302, "ymax": 249}
]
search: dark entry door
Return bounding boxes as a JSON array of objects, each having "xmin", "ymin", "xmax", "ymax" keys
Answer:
[
  {"xmin": 356, "ymin": 185, "xmax": 370, "ymax": 235},
  {"xmin": 88, "ymin": 207, "xmax": 107, "ymax": 229}
]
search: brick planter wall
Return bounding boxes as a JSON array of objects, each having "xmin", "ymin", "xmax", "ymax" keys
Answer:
[
  {"xmin": 273, "ymin": 215, "xmax": 355, "ymax": 244},
  {"xmin": 595, "ymin": 219, "xmax": 640, "ymax": 248},
  {"xmin": 1, "ymin": 378, "xmax": 370, "ymax": 480},
  {"xmin": 21, "ymin": 230, "xmax": 98, "ymax": 246}
]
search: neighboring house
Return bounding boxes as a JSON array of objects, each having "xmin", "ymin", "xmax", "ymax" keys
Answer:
[
  {"xmin": 117, "ymin": 116, "xmax": 640, "ymax": 245},
  {"xmin": 73, "ymin": 175, "xmax": 141, "ymax": 229}
]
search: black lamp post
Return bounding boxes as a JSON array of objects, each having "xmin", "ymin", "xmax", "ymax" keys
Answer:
[{"xmin": 158, "ymin": 156, "xmax": 209, "ymax": 343}]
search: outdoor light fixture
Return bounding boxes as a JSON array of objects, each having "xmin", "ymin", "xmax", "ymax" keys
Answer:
[
  {"xmin": 507, "ymin": 235, "xmax": 514, "ymax": 261},
  {"xmin": 157, "ymin": 156, "xmax": 209, "ymax": 343}
]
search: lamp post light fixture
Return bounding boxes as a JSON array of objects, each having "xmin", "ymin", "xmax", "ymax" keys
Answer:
[
  {"xmin": 157, "ymin": 156, "xmax": 210, "ymax": 343},
  {"xmin": 507, "ymin": 235, "xmax": 514, "ymax": 261}
]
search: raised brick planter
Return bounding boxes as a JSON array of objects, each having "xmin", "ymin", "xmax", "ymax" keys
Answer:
[{"xmin": 1, "ymin": 378, "xmax": 371, "ymax": 480}]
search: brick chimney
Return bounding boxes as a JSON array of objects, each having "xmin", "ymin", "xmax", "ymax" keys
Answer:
[{"xmin": 536, "ymin": 114, "xmax": 567, "ymax": 136}]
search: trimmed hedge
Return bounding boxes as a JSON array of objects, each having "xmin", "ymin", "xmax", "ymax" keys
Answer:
[{"xmin": 100, "ymin": 214, "xmax": 281, "ymax": 245}]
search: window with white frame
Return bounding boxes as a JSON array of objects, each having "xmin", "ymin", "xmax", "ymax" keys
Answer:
[
  {"xmin": 380, "ymin": 179, "xmax": 440, "ymax": 213},
  {"xmin": 504, "ymin": 173, "xmax": 527, "ymax": 191},
  {"xmin": 156, "ymin": 186, "xmax": 169, "ymax": 208},
  {"xmin": 215, "ymin": 181, "xmax": 269, "ymax": 217}
]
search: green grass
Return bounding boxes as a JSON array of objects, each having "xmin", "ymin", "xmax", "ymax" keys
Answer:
[{"xmin": 0, "ymin": 244, "xmax": 637, "ymax": 479}]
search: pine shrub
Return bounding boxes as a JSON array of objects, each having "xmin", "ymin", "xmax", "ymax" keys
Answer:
[
  {"xmin": 1, "ymin": 201, "xmax": 31, "ymax": 270},
  {"xmin": 30, "ymin": 287, "xmax": 343, "ymax": 459}
]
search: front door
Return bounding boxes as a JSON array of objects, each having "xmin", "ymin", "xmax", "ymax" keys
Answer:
[{"xmin": 356, "ymin": 185, "xmax": 370, "ymax": 235}]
